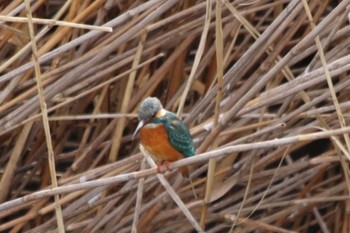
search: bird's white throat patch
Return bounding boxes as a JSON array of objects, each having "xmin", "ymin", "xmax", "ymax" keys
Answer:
[
  {"xmin": 144, "ymin": 123, "xmax": 161, "ymax": 128},
  {"xmin": 155, "ymin": 108, "xmax": 167, "ymax": 118}
]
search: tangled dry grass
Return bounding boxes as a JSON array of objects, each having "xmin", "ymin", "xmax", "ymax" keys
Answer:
[{"xmin": 1, "ymin": 0, "xmax": 350, "ymax": 232}]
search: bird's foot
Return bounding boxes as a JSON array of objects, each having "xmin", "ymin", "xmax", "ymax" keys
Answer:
[{"xmin": 157, "ymin": 161, "xmax": 171, "ymax": 173}]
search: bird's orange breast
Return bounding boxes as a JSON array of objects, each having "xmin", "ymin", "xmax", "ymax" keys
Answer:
[{"xmin": 140, "ymin": 124, "xmax": 184, "ymax": 162}]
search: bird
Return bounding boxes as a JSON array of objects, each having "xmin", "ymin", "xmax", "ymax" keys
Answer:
[{"xmin": 133, "ymin": 97, "xmax": 195, "ymax": 177}]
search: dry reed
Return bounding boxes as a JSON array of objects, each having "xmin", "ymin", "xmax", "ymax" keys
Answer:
[{"xmin": 0, "ymin": 0, "xmax": 350, "ymax": 232}]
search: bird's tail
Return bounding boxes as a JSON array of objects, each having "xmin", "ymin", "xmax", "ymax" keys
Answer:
[
  {"xmin": 180, "ymin": 166, "xmax": 197, "ymax": 199},
  {"xmin": 180, "ymin": 166, "xmax": 190, "ymax": 178}
]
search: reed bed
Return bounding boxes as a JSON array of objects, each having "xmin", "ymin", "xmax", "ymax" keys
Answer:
[{"xmin": 0, "ymin": 0, "xmax": 350, "ymax": 232}]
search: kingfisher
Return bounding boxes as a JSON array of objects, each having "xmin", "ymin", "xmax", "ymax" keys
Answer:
[{"xmin": 133, "ymin": 97, "xmax": 195, "ymax": 177}]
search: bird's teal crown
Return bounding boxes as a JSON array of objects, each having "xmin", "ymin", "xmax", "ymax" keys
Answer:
[{"xmin": 138, "ymin": 97, "xmax": 163, "ymax": 121}]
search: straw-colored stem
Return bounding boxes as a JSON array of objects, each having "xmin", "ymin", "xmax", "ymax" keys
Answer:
[
  {"xmin": 109, "ymin": 32, "xmax": 147, "ymax": 162},
  {"xmin": 0, "ymin": 15, "xmax": 112, "ymax": 32},
  {"xmin": 24, "ymin": 0, "xmax": 65, "ymax": 232}
]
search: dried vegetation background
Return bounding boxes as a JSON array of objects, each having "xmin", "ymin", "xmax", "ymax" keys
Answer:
[{"xmin": 0, "ymin": 0, "xmax": 350, "ymax": 232}]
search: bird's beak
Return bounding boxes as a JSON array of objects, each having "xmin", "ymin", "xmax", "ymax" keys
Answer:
[{"xmin": 132, "ymin": 120, "xmax": 144, "ymax": 139}]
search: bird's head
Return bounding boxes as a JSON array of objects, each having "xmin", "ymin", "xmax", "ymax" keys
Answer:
[
  {"xmin": 133, "ymin": 97, "xmax": 165, "ymax": 138},
  {"xmin": 138, "ymin": 97, "xmax": 163, "ymax": 121}
]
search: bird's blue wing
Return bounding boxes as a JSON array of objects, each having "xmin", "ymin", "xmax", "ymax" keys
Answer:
[{"xmin": 162, "ymin": 111, "xmax": 195, "ymax": 158}]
